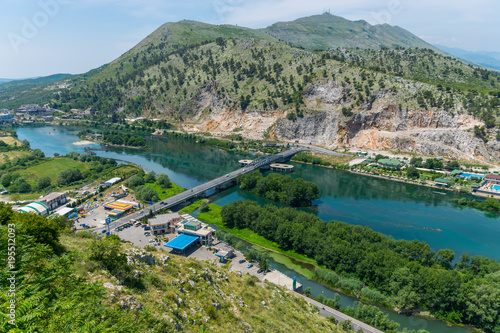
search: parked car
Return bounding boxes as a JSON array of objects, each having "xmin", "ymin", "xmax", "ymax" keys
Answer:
[
  {"xmin": 257, "ymin": 269, "xmax": 263, "ymax": 274},
  {"xmin": 239, "ymin": 259, "xmax": 246, "ymax": 264},
  {"xmin": 144, "ymin": 226, "xmax": 151, "ymax": 231},
  {"xmin": 144, "ymin": 232, "xmax": 151, "ymax": 236},
  {"xmin": 246, "ymin": 263, "xmax": 253, "ymax": 269},
  {"xmin": 148, "ymin": 239, "xmax": 155, "ymax": 243},
  {"xmin": 101, "ymin": 230, "xmax": 106, "ymax": 234}
]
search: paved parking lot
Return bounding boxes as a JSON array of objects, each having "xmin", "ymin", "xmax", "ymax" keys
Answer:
[
  {"xmin": 109, "ymin": 224, "xmax": 173, "ymax": 250},
  {"xmin": 186, "ymin": 242, "xmax": 272, "ymax": 280}
]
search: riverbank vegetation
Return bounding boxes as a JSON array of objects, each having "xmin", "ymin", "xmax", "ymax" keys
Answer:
[
  {"xmin": 126, "ymin": 171, "xmax": 183, "ymax": 202},
  {"xmin": 0, "ymin": 203, "xmax": 343, "ymax": 332},
  {"xmin": 77, "ymin": 129, "xmax": 147, "ymax": 147},
  {"xmin": 211, "ymin": 200, "xmax": 500, "ymax": 332},
  {"xmin": 291, "ymin": 151, "xmax": 352, "ymax": 169},
  {"xmin": 159, "ymin": 131, "xmax": 283, "ymax": 154},
  {"xmin": 452, "ymin": 197, "xmax": 500, "ymax": 213},
  {"xmin": 236, "ymin": 171, "xmax": 319, "ymax": 207},
  {"xmin": 209, "ymin": 207, "xmax": 429, "ymax": 333}
]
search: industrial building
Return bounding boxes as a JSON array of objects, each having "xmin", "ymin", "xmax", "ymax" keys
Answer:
[
  {"xmin": 17, "ymin": 202, "xmax": 49, "ymax": 216},
  {"xmin": 104, "ymin": 177, "xmax": 121, "ymax": 187},
  {"xmin": 39, "ymin": 192, "xmax": 68, "ymax": 211}
]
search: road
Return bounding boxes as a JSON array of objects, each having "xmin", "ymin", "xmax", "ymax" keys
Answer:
[
  {"xmin": 95, "ymin": 147, "xmax": 307, "ymax": 232},
  {"xmin": 294, "ymin": 292, "xmax": 384, "ymax": 333}
]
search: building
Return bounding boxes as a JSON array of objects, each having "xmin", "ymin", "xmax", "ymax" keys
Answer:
[
  {"xmin": 377, "ymin": 159, "xmax": 402, "ymax": 169},
  {"xmin": 148, "ymin": 213, "xmax": 181, "ymax": 236},
  {"xmin": 434, "ymin": 178, "xmax": 452, "ymax": 187},
  {"xmin": 0, "ymin": 113, "xmax": 13, "ymax": 123},
  {"xmin": 18, "ymin": 202, "xmax": 49, "ymax": 216},
  {"xmin": 485, "ymin": 174, "xmax": 500, "ymax": 185},
  {"xmin": 39, "ymin": 192, "xmax": 67, "ymax": 211},
  {"xmin": 104, "ymin": 200, "xmax": 137, "ymax": 212},
  {"xmin": 54, "ymin": 207, "xmax": 77, "ymax": 218},
  {"xmin": 104, "ymin": 177, "xmax": 121, "ymax": 187},
  {"xmin": 176, "ymin": 216, "xmax": 215, "ymax": 246}
]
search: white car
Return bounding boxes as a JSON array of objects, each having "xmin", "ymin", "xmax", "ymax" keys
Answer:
[{"xmin": 148, "ymin": 239, "xmax": 155, "ymax": 243}]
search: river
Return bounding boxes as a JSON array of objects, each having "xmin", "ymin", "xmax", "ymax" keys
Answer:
[{"xmin": 16, "ymin": 124, "xmax": 489, "ymax": 332}]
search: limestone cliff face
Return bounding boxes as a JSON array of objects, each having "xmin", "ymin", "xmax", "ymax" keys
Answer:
[
  {"xmin": 181, "ymin": 79, "xmax": 499, "ymax": 162},
  {"xmin": 274, "ymin": 112, "xmax": 341, "ymax": 144},
  {"xmin": 275, "ymin": 106, "xmax": 500, "ymax": 162}
]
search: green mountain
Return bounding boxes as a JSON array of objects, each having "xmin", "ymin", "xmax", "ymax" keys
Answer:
[
  {"xmin": 1, "ymin": 16, "xmax": 499, "ymax": 154},
  {"xmin": 261, "ymin": 13, "xmax": 439, "ymax": 51},
  {"xmin": 0, "ymin": 73, "xmax": 72, "ymax": 109}
]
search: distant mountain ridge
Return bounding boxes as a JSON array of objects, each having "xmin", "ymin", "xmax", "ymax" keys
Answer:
[
  {"xmin": 435, "ymin": 44, "xmax": 500, "ymax": 71},
  {"xmin": 261, "ymin": 13, "xmax": 440, "ymax": 51}
]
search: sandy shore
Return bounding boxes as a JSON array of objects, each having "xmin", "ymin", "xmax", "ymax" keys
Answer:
[{"xmin": 73, "ymin": 140, "xmax": 95, "ymax": 146}]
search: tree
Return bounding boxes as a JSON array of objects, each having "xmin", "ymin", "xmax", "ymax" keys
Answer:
[
  {"xmin": 1, "ymin": 173, "xmax": 12, "ymax": 188},
  {"xmin": 157, "ymin": 173, "xmax": 171, "ymax": 188},
  {"xmin": 10, "ymin": 177, "xmax": 31, "ymax": 193},
  {"xmin": 199, "ymin": 201, "xmax": 209, "ymax": 213},
  {"xmin": 38, "ymin": 176, "xmax": 51, "ymax": 190},
  {"xmin": 135, "ymin": 186, "xmax": 159, "ymax": 202},
  {"xmin": 12, "ymin": 212, "xmax": 60, "ymax": 251},
  {"xmin": 144, "ymin": 171, "xmax": 156, "ymax": 183},
  {"xmin": 57, "ymin": 168, "xmax": 82, "ymax": 186},
  {"xmin": 31, "ymin": 149, "xmax": 45, "ymax": 158},
  {"xmin": 406, "ymin": 166, "xmax": 419, "ymax": 179},
  {"xmin": 127, "ymin": 174, "xmax": 145, "ymax": 188},
  {"xmin": 410, "ymin": 157, "xmax": 423, "ymax": 167},
  {"xmin": 437, "ymin": 249, "xmax": 455, "ymax": 269}
]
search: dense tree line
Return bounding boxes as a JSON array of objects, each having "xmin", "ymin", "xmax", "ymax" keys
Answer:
[
  {"xmin": 127, "ymin": 171, "xmax": 171, "ymax": 202},
  {"xmin": 452, "ymin": 197, "xmax": 500, "ymax": 213},
  {"xmin": 220, "ymin": 200, "xmax": 500, "ymax": 331},
  {"xmin": 237, "ymin": 171, "xmax": 319, "ymax": 207}
]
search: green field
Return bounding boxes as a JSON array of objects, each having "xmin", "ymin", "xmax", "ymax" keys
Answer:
[
  {"xmin": 19, "ymin": 158, "xmax": 89, "ymax": 185},
  {"xmin": 0, "ymin": 151, "xmax": 30, "ymax": 163},
  {"xmin": 197, "ymin": 204, "xmax": 319, "ymax": 275},
  {"xmin": 0, "ymin": 136, "xmax": 22, "ymax": 146},
  {"xmin": 144, "ymin": 181, "xmax": 185, "ymax": 200}
]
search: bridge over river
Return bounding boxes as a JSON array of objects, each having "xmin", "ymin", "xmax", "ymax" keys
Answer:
[{"xmin": 97, "ymin": 146, "xmax": 348, "ymax": 231}]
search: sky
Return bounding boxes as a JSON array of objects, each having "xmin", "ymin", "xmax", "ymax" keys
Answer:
[{"xmin": 1, "ymin": 0, "xmax": 499, "ymax": 78}]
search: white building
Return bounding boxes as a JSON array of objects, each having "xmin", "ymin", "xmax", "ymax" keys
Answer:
[
  {"xmin": 18, "ymin": 202, "xmax": 49, "ymax": 216},
  {"xmin": 176, "ymin": 214, "xmax": 215, "ymax": 246},
  {"xmin": 104, "ymin": 177, "xmax": 121, "ymax": 187},
  {"xmin": 0, "ymin": 113, "xmax": 13, "ymax": 123}
]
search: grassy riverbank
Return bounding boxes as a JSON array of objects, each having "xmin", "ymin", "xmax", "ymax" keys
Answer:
[{"xmin": 197, "ymin": 203, "xmax": 319, "ymax": 278}]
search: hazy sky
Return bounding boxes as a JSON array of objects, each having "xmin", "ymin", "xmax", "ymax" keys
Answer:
[{"xmin": 1, "ymin": 0, "xmax": 498, "ymax": 78}]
